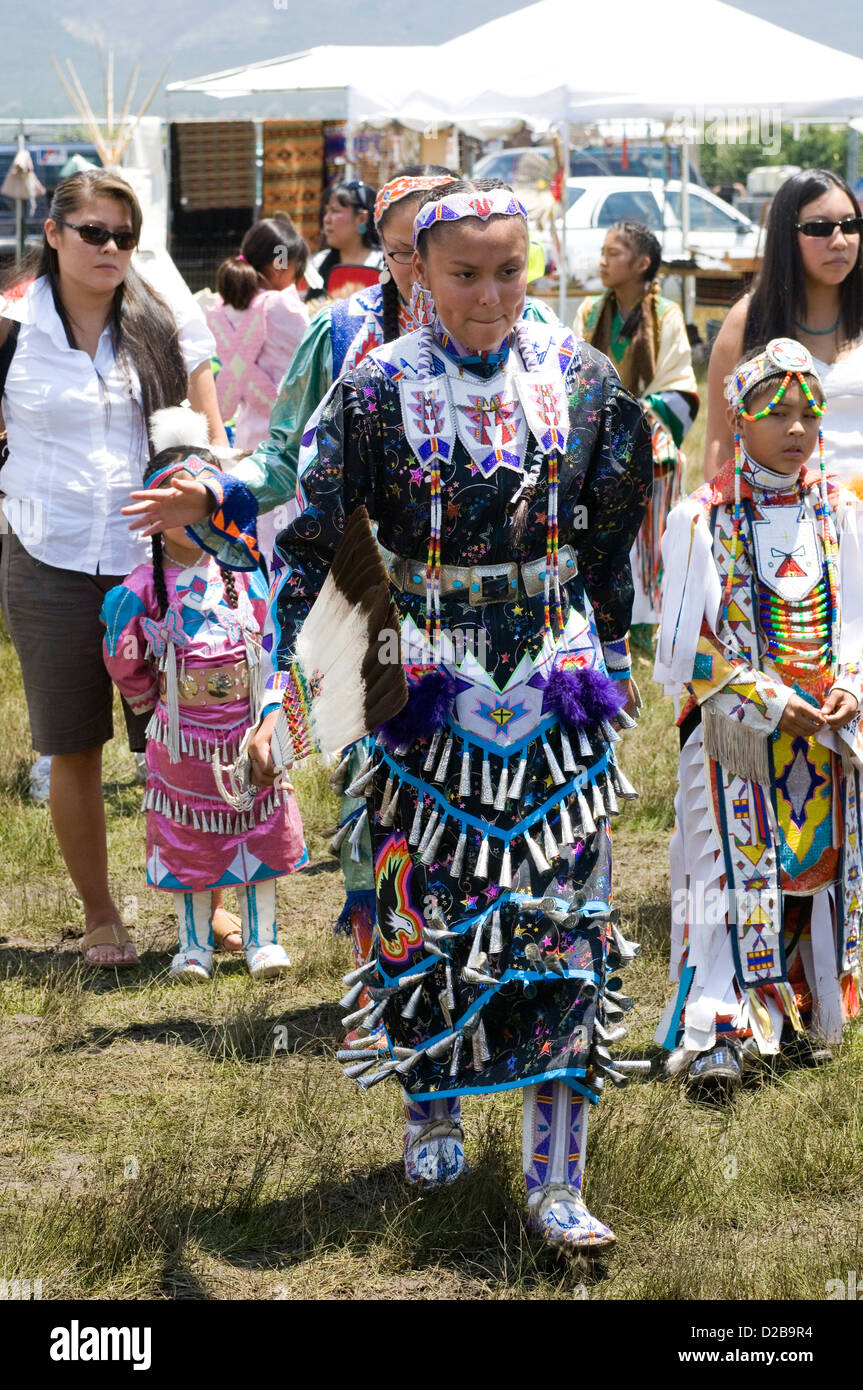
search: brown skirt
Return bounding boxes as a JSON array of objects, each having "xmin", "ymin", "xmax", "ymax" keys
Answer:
[{"xmin": 0, "ymin": 531, "xmax": 149, "ymax": 755}]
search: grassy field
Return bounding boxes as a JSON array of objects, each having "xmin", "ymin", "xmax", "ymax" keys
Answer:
[{"xmin": 2, "ymin": 384, "xmax": 863, "ymax": 1301}]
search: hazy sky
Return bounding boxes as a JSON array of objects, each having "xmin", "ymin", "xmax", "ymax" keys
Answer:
[{"xmin": 2, "ymin": 0, "xmax": 861, "ymax": 120}]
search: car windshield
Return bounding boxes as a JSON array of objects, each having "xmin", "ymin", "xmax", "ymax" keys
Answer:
[
  {"xmin": 666, "ymin": 190, "xmax": 749, "ymax": 230},
  {"xmin": 566, "ymin": 185, "xmax": 587, "ymax": 211},
  {"xmin": 595, "ymin": 190, "xmax": 663, "ymax": 228}
]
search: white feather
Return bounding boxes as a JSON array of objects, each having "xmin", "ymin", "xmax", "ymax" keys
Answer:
[{"xmin": 149, "ymin": 405, "xmax": 210, "ymax": 455}]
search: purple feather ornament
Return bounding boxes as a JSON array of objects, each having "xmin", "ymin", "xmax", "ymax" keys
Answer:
[
  {"xmin": 377, "ymin": 668, "xmax": 457, "ymax": 751},
  {"xmin": 541, "ymin": 665, "xmax": 625, "ymax": 734}
]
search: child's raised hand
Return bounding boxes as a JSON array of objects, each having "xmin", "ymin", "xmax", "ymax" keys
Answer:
[
  {"xmin": 819, "ymin": 687, "xmax": 859, "ymax": 729},
  {"xmin": 122, "ymin": 478, "xmax": 214, "ymax": 537},
  {"xmin": 779, "ymin": 692, "xmax": 826, "ymax": 738}
]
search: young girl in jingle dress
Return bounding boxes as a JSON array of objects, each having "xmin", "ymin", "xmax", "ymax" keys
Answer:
[{"xmin": 101, "ymin": 415, "xmax": 306, "ymax": 981}]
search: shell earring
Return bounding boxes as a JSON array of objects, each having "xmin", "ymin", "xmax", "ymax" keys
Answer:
[{"xmin": 379, "ymin": 261, "xmax": 392, "ymax": 285}]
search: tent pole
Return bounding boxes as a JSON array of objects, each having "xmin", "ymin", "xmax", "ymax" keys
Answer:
[
  {"xmin": 558, "ymin": 119, "xmax": 569, "ymax": 325},
  {"xmin": 680, "ymin": 134, "xmax": 694, "ymax": 325}
]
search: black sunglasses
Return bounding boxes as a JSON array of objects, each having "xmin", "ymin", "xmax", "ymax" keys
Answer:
[
  {"xmin": 795, "ymin": 216, "xmax": 863, "ymax": 238},
  {"xmin": 58, "ymin": 220, "xmax": 137, "ymax": 251}
]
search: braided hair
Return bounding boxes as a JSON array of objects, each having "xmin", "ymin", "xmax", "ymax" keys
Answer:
[
  {"xmin": 586, "ymin": 220, "xmax": 663, "ymax": 394},
  {"xmin": 143, "ymin": 445, "xmax": 238, "ymax": 618}
]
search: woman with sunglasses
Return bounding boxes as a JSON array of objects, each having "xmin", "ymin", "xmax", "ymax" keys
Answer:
[
  {"xmin": 704, "ymin": 169, "xmax": 863, "ymax": 485},
  {"xmin": 0, "ymin": 169, "xmax": 224, "ymax": 968},
  {"xmin": 306, "ymin": 180, "xmax": 383, "ymax": 301}
]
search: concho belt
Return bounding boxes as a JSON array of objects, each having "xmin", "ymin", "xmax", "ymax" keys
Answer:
[
  {"xmin": 159, "ymin": 660, "xmax": 250, "ymax": 707},
  {"xmin": 388, "ymin": 545, "xmax": 578, "ymax": 605}
]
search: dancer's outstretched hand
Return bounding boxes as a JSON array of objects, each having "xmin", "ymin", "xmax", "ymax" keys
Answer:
[
  {"xmin": 249, "ymin": 711, "xmax": 279, "ymax": 786},
  {"xmin": 820, "ymin": 687, "xmax": 859, "ymax": 729},
  {"xmin": 122, "ymin": 478, "xmax": 214, "ymax": 537}
]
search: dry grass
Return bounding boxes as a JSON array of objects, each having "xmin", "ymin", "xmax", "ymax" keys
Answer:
[{"xmin": 2, "ymin": 373, "xmax": 861, "ymax": 1300}]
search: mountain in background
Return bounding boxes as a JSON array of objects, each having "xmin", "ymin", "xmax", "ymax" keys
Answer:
[{"xmin": 1, "ymin": 0, "xmax": 862, "ymax": 121}]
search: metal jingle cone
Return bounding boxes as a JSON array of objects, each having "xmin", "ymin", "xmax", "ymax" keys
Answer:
[
  {"xmin": 330, "ymin": 819, "xmax": 352, "ymax": 852},
  {"xmin": 474, "ymin": 834, "xmax": 490, "ymax": 881},
  {"xmin": 342, "ymin": 1058, "xmax": 377, "ymax": 1079},
  {"xmin": 339, "ymin": 979, "xmax": 366, "ymax": 1011},
  {"xmin": 523, "ymin": 826, "xmax": 551, "ymax": 874},
  {"xmin": 394, "ymin": 1050, "xmax": 422, "ymax": 1075},
  {"xmin": 450, "ymin": 828, "xmax": 468, "ymax": 879},
  {"xmin": 576, "ymin": 725, "xmax": 593, "ymax": 759},
  {"xmin": 614, "ymin": 764, "xmax": 638, "ymax": 799},
  {"xmin": 594, "ymin": 1063, "xmax": 629, "ymax": 1088},
  {"xmin": 575, "ymin": 787, "xmax": 596, "ymax": 836},
  {"xmin": 538, "ymin": 896, "xmax": 568, "ymax": 924},
  {"xmin": 488, "ymin": 908, "xmax": 503, "ymax": 955},
  {"xmin": 422, "ymin": 815, "xmax": 447, "ymax": 866},
  {"xmin": 449, "ymin": 1031, "xmax": 464, "ymax": 1078},
  {"xmin": 524, "ymin": 941, "xmax": 546, "ymax": 973},
  {"xmin": 458, "ymin": 745, "xmax": 471, "ymax": 796},
  {"xmin": 401, "ymin": 981, "xmax": 425, "ymax": 1020},
  {"xmin": 481, "ymin": 756, "xmax": 493, "ymax": 805},
  {"xmin": 591, "ymin": 780, "xmax": 607, "ymax": 823},
  {"xmin": 605, "ymin": 987, "xmax": 634, "ymax": 1010},
  {"xmin": 341, "ymin": 1000, "xmax": 376, "ymax": 1029},
  {"xmin": 424, "ymin": 924, "xmax": 459, "ymax": 944},
  {"xmin": 594, "ymin": 1020, "xmax": 627, "ymax": 1044},
  {"xmin": 443, "ymin": 962, "xmax": 456, "ymax": 1013},
  {"xmin": 462, "ymin": 957, "xmax": 497, "ymax": 987},
  {"xmin": 408, "ymin": 795, "xmax": 425, "ymax": 846},
  {"xmin": 348, "ymin": 807, "xmax": 369, "ymax": 858},
  {"xmin": 543, "ymin": 953, "xmax": 567, "ymax": 977},
  {"xmin": 604, "ymin": 777, "xmax": 620, "ymax": 816},
  {"xmin": 601, "ymin": 718, "xmax": 620, "ymax": 744},
  {"xmin": 345, "ymin": 764, "xmax": 376, "ymax": 798},
  {"xmin": 417, "ymin": 807, "xmax": 440, "ymax": 857},
  {"xmin": 423, "ymin": 728, "xmax": 443, "ymax": 773},
  {"xmin": 542, "ymin": 737, "xmax": 565, "ymax": 786},
  {"xmin": 499, "ymin": 842, "xmax": 512, "ymax": 889},
  {"xmin": 379, "ymin": 774, "xmax": 394, "ymax": 814},
  {"xmin": 425, "ymin": 1033, "xmax": 456, "ymax": 1060},
  {"xmin": 330, "ymin": 750, "xmax": 352, "ymax": 789},
  {"xmin": 493, "ymin": 760, "xmax": 510, "ymax": 811},
  {"xmin": 603, "ymin": 1000, "xmax": 625, "ymax": 1022},
  {"xmin": 558, "ymin": 800, "xmax": 574, "ymax": 845},
  {"xmin": 471, "ymin": 1018, "xmax": 491, "ymax": 1069},
  {"xmin": 542, "ymin": 816, "xmax": 558, "ymax": 862},
  {"xmin": 611, "ymin": 923, "xmax": 640, "ymax": 964},
  {"xmin": 508, "ymin": 753, "xmax": 528, "ymax": 801},
  {"xmin": 336, "ymin": 1048, "xmax": 381, "ymax": 1061},
  {"xmin": 467, "ymin": 916, "xmax": 486, "ymax": 968},
  {"xmin": 337, "ymin": 956, "xmax": 375, "ymax": 989},
  {"xmin": 613, "ymin": 1058, "xmax": 651, "ymax": 1074},
  {"xmin": 380, "ymin": 781, "xmax": 400, "ymax": 827},
  {"xmin": 434, "ymin": 734, "xmax": 454, "ymax": 783},
  {"xmin": 616, "ymin": 707, "xmax": 638, "ymax": 730},
  {"xmin": 559, "ymin": 725, "xmax": 576, "ymax": 773},
  {"xmin": 358, "ymin": 1060, "xmax": 400, "ymax": 1091}
]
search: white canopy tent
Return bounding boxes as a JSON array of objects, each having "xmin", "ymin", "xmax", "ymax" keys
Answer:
[{"xmin": 169, "ymin": 2, "xmax": 863, "ymax": 317}]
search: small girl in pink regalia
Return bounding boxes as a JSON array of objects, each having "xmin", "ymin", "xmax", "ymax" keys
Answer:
[{"xmin": 101, "ymin": 409, "xmax": 306, "ymax": 981}]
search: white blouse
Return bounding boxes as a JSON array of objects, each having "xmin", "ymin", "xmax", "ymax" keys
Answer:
[
  {"xmin": 1, "ymin": 276, "xmax": 215, "ymax": 575},
  {"xmin": 811, "ymin": 340, "xmax": 863, "ymax": 491}
]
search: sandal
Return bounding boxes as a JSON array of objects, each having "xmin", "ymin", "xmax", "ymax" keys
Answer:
[
  {"xmin": 211, "ymin": 908, "xmax": 243, "ymax": 954},
  {"xmin": 81, "ymin": 921, "xmax": 138, "ymax": 970}
]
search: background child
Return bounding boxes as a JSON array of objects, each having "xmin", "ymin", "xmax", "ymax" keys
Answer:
[
  {"xmin": 101, "ymin": 409, "xmax": 306, "ymax": 981},
  {"xmin": 654, "ymin": 338, "xmax": 863, "ymax": 1097}
]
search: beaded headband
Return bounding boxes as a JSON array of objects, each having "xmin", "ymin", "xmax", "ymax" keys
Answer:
[
  {"xmin": 725, "ymin": 337, "xmax": 825, "ymax": 417},
  {"xmin": 374, "ymin": 174, "xmax": 456, "ymax": 227},
  {"xmin": 145, "ymin": 454, "xmax": 221, "ymax": 491},
  {"xmin": 413, "ymin": 189, "xmax": 529, "ymax": 247}
]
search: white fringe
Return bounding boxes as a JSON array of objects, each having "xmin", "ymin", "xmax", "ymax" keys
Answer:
[{"xmin": 702, "ymin": 708, "xmax": 772, "ymax": 786}]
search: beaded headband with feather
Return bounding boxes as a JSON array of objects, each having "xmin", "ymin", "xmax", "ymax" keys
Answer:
[
  {"xmin": 374, "ymin": 174, "xmax": 456, "ymax": 227},
  {"xmin": 413, "ymin": 189, "xmax": 529, "ymax": 247}
]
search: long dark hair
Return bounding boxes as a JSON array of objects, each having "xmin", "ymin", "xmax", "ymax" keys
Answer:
[
  {"xmin": 377, "ymin": 164, "xmax": 453, "ymax": 343},
  {"xmin": 142, "ymin": 447, "xmax": 239, "ymax": 619},
  {"xmin": 216, "ymin": 215, "xmax": 309, "ymax": 311},
  {"xmin": 744, "ymin": 168, "xmax": 863, "ymax": 351},
  {"xmin": 2, "ymin": 169, "xmax": 188, "ymax": 430},
  {"xmin": 314, "ymin": 180, "xmax": 379, "ymax": 292}
]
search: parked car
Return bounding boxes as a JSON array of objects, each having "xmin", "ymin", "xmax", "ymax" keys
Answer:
[
  {"xmin": 537, "ymin": 176, "xmax": 760, "ymax": 287},
  {"xmin": 0, "ymin": 142, "xmax": 102, "ymax": 256},
  {"xmin": 474, "ymin": 144, "xmax": 702, "ymax": 192}
]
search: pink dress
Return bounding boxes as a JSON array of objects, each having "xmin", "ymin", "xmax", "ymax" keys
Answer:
[
  {"xmin": 206, "ymin": 287, "xmax": 309, "ymax": 450},
  {"xmin": 101, "ymin": 555, "xmax": 306, "ymax": 892}
]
